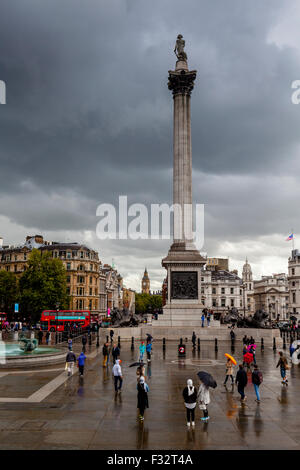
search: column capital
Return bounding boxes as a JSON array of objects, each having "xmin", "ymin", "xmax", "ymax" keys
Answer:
[{"xmin": 168, "ymin": 69, "xmax": 197, "ymax": 97}]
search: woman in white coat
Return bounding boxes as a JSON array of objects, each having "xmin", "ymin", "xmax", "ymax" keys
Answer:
[{"xmin": 198, "ymin": 380, "xmax": 210, "ymax": 422}]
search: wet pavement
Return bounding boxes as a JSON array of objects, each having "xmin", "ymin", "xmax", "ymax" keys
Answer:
[{"xmin": 0, "ymin": 340, "xmax": 299, "ymax": 449}]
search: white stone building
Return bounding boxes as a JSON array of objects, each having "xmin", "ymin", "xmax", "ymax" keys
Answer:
[
  {"xmin": 253, "ymin": 273, "xmax": 289, "ymax": 321},
  {"xmin": 201, "ymin": 269, "xmax": 243, "ymax": 313},
  {"xmin": 242, "ymin": 258, "xmax": 255, "ymax": 315},
  {"xmin": 288, "ymin": 249, "xmax": 300, "ymax": 315}
]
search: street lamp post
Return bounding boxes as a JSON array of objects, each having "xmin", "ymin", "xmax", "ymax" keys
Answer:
[{"xmin": 55, "ymin": 302, "xmax": 60, "ymax": 344}]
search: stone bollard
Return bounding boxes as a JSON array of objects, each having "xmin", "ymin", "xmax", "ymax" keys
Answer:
[
  {"xmin": 197, "ymin": 338, "xmax": 200, "ymax": 352},
  {"xmin": 273, "ymin": 337, "xmax": 276, "ymax": 351},
  {"xmin": 215, "ymin": 338, "xmax": 218, "ymax": 352},
  {"xmin": 131, "ymin": 337, "xmax": 134, "ymax": 351},
  {"xmin": 261, "ymin": 338, "xmax": 264, "ymax": 351},
  {"xmin": 163, "ymin": 337, "xmax": 166, "ymax": 351}
]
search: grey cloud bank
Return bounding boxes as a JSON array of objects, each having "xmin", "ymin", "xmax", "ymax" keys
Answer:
[{"xmin": 0, "ymin": 0, "xmax": 299, "ymax": 290}]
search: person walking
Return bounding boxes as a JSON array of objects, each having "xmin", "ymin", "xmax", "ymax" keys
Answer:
[
  {"xmin": 136, "ymin": 363, "xmax": 145, "ymax": 382},
  {"xmin": 276, "ymin": 351, "xmax": 289, "ymax": 385},
  {"xmin": 183, "ymin": 379, "xmax": 197, "ymax": 428},
  {"xmin": 146, "ymin": 341, "xmax": 152, "ymax": 362},
  {"xmin": 252, "ymin": 364, "xmax": 263, "ymax": 403},
  {"xmin": 77, "ymin": 351, "xmax": 86, "ymax": 377},
  {"xmin": 235, "ymin": 364, "xmax": 248, "ymax": 402},
  {"xmin": 102, "ymin": 342, "xmax": 109, "ymax": 367},
  {"xmin": 65, "ymin": 349, "xmax": 76, "ymax": 376},
  {"xmin": 192, "ymin": 331, "xmax": 196, "ymax": 348},
  {"xmin": 207, "ymin": 311, "xmax": 211, "ymax": 327},
  {"xmin": 109, "ymin": 329, "xmax": 114, "ymax": 344},
  {"xmin": 139, "ymin": 342, "xmax": 146, "ymax": 362},
  {"xmin": 137, "ymin": 376, "xmax": 149, "ymax": 421},
  {"xmin": 223, "ymin": 358, "xmax": 235, "ymax": 386},
  {"xmin": 112, "ymin": 343, "xmax": 120, "ymax": 364},
  {"xmin": 45, "ymin": 331, "xmax": 50, "ymax": 345},
  {"xmin": 198, "ymin": 380, "xmax": 210, "ymax": 422},
  {"xmin": 112, "ymin": 359, "xmax": 123, "ymax": 393},
  {"xmin": 82, "ymin": 334, "xmax": 87, "ymax": 353},
  {"xmin": 68, "ymin": 337, "xmax": 73, "ymax": 351},
  {"xmin": 201, "ymin": 313, "xmax": 205, "ymax": 328},
  {"xmin": 38, "ymin": 329, "xmax": 43, "ymax": 345},
  {"xmin": 230, "ymin": 329, "xmax": 236, "ymax": 342}
]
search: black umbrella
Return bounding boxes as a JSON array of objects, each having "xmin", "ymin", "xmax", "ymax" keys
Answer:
[
  {"xmin": 290, "ymin": 316, "xmax": 297, "ymax": 321},
  {"xmin": 146, "ymin": 333, "xmax": 153, "ymax": 339},
  {"xmin": 197, "ymin": 371, "xmax": 217, "ymax": 389},
  {"xmin": 129, "ymin": 361, "xmax": 145, "ymax": 368}
]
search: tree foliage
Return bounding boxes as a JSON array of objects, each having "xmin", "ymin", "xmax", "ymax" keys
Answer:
[
  {"xmin": 135, "ymin": 293, "xmax": 162, "ymax": 315},
  {"xmin": 0, "ymin": 270, "xmax": 19, "ymax": 316},
  {"xmin": 19, "ymin": 249, "xmax": 69, "ymax": 322}
]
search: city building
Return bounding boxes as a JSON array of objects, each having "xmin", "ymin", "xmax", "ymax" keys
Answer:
[
  {"xmin": 141, "ymin": 268, "xmax": 150, "ymax": 294},
  {"xmin": 206, "ymin": 257, "xmax": 229, "ymax": 272},
  {"xmin": 288, "ymin": 249, "xmax": 300, "ymax": 315},
  {"xmin": 253, "ymin": 273, "xmax": 289, "ymax": 321},
  {"xmin": 102, "ymin": 264, "xmax": 123, "ymax": 311},
  {"xmin": 123, "ymin": 287, "xmax": 136, "ymax": 314},
  {"xmin": 201, "ymin": 269, "xmax": 243, "ymax": 313}
]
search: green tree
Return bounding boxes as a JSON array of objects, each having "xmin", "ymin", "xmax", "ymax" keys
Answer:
[
  {"xmin": 19, "ymin": 249, "xmax": 69, "ymax": 323},
  {"xmin": 0, "ymin": 271, "xmax": 19, "ymax": 317},
  {"xmin": 135, "ymin": 293, "xmax": 162, "ymax": 314}
]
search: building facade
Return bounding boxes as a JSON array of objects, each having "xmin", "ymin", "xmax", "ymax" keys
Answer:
[
  {"xmin": 242, "ymin": 258, "xmax": 255, "ymax": 315},
  {"xmin": 201, "ymin": 269, "xmax": 243, "ymax": 313},
  {"xmin": 253, "ymin": 273, "xmax": 289, "ymax": 321},
  {"xmin": 288, "ymin": 249, "xmax": 300, "ymax": 315}
]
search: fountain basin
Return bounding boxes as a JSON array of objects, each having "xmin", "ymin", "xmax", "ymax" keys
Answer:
[{"xmin": 0, "ymin": 343, "xmax": 66, "ymax": 369}]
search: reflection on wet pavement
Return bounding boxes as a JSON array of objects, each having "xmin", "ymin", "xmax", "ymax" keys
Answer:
[{"xmin": 0, "ymin": 340, "xmax": 298, "ymax": 449}]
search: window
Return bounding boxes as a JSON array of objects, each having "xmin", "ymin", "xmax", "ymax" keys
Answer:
[
  {"xmin": 66, "ymin": 276, "xmax": 70, "ymax": 283},
  {"xmin": 80, "ymin": 252, "xmax": 84, "ymax": 259},
  {"xmin": 292, "ymin": 281, "xmax": 296, "ymax": 287},
  {"xmin": 79, "ymin": 264, "xmax": 84, "ymax": 271},
  {"xmin": 24, "ymin": 253, "xmax": 27, "ymax": 261},
  {"xmin": 14, "ymin": 265, "xmax": 17, "ymax": 272},
  {"xmin": 221, "ymin": 287, "xmax": 225, "ymax": 294},
  {"xmin": 89, "ymin": 288, "xmax": 92, "ymax": 295},
  {"xmin": 77, "ymin": 276, "xmax": 84, "ymax": 284},
  {"xmin": 67, "ymin": 252, "xmax": 71, "ymax": 259},
  {"xmin": 90, "ymin": 276, "xmax": 93, "ymax": 284},
  {"xmin": 221, "ymin": 298, "xmax": 226, "ymax": 307},
  {"xmin": 292, "ymin": 268, "xmax": 295, "ymax": 275},
  {"xmin": 212, "ymin": 287, "xmax": 216, "ymax": 294},
  {"xmin": 230, "ymin": 288, "xmax": 234, "ymax": 295},
  {"xmin": 66, "ymin": 263, "xmax": 71, "ymax": 271},
  {"xmin": 90, "ymin": 264, "xmax": 93, "ymax": 271},
  {"xmin": 212, "ymin": 298, "xmax": 217, "ymax": 307},
  {"xmin": 14, "ymin": 255, "xmax": 17, "ymax": 261},
  {"xmin": 293, "ymin": 292, "xmax": 296, "ymax": 303},
  {"xmin": 230, "ymin": 298, "xmax": 234, "ymax": 307}
]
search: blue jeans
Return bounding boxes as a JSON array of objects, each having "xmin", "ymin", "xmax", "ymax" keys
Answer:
[
  {"xmin": 201, "ymin": 320, "xmax": 204, "ymax": 328},
  {"xmin": 253, "ymin": 383, "xmax": 260, "ymax": 401}
]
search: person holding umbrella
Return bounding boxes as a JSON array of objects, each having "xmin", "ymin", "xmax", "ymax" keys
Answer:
[
  {"xmin": 223, "ymin": 355, "xmax": 236, "ymax": 386},
  {"xmin": 182, "ymin": 379, "xmax": 197, "ymax": 428},
  {"xmin": 197, "ymin": 371, "xmax": 217, "ymax": 422}
]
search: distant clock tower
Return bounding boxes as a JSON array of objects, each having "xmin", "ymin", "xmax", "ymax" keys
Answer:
[{"xmin": 141, "ymin": 268, "xmax": 150, "ymax": 294}]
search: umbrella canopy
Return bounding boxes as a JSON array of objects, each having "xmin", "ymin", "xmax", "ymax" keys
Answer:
[
  {"xmin": 129, "ymin": 361, "xmax": 145, "ymax": 368},
  {"xmin": 291, "ymin": 340, "xmax": 300, "ymax": 350},
  {"xmin": 290, "ymin": 316, "xmax": 297, "ymax": 321},
  {"xmin": 243, "ymin": 352, "xmax": 253, "ymax": 364},
  {"xmin": 225, "ymin": 353, "xmax": 237, "ymax": 365},
  {"xmin": 197, "ymin": 371, "xmax": 217, "ymax": 388},
  {"xmin": 247, "ymin": 344, "xmax": 256, "ymax": 351}
]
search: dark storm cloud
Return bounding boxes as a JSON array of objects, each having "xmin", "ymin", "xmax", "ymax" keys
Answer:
[{"xmin": 0, "ymin": 0, "xmax": 300, "ymax": 288}]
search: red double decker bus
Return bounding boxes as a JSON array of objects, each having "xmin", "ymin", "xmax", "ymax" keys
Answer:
[{"xmin": 40, "ymin": 310, "xmax": 90, "ymax": 332}]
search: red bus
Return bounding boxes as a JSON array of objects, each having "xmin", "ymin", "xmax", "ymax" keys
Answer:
[{"xmin": 40, "ymin": 310, "xmax": 90, "ymax": 332}]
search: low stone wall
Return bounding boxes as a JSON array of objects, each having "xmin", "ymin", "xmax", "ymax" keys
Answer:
[{"xmin": 99, "ymin": 325, "xmax": 282, "ymax": 346}]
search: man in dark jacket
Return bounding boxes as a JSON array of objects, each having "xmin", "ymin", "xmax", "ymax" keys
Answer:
[
  {"xmin": 236, "ymin": 364, "xmax": 248, "ymax": 402},
  {"xmin": 82, "ymin": 335, "xmax": 87, "ymax": 353},
  {"xmin": 66, "ymin": 349, "xmax": 76, "ymax": 376},
  {"xmin": 38, "ymin": 329, "xmax": 43, "ymax": 345},
  {"xmin": 111, "ymin": 343, "xmax": 120, "ymax": 364},
  {"xmin": 102, "ymin": 342, "xmax": 109, "ymax": 367}
]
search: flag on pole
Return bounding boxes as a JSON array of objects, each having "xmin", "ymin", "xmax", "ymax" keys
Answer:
[{"xmin": 286, "ymin": 233, "xmax": 294, "ymax": 241}]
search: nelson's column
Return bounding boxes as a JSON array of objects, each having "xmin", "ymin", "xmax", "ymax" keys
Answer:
[{"xmin": 156, "ymin": 35, "xmax": 206, "ymax": 327}]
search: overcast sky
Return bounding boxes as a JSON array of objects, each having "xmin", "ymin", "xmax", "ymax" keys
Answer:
[{"xmin": 1, "ymin": 0, "xmax": 300, "ymax": 291}]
